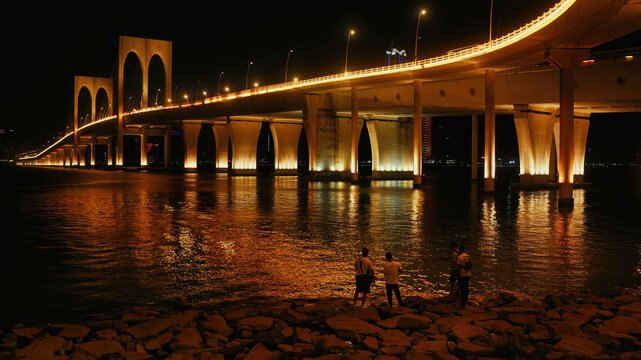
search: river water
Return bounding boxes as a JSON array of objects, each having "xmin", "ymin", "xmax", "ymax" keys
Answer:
[{"xmin": 1, "ymin": 166, "xmax": 640, "ymax": 328}]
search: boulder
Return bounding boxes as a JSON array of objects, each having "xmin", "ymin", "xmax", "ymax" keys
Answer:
[
  {"xmin": 545, "ymin": 309, "xmax": 561, "ymax": 320},
  {"xmin": 172, "ymin": 327, "xmax": 203, "ymax": 348},
  {"xmin": 561, "ymin": 310, "xmax": 596, "ymax": 328},
  {"xmin": 506, "ymin": 313, "xmax": 538, "ymax": 326},
  {"xmin": 237, "ymin": 316, "xmax": 274, "ymax": 332},
  {"xmin": 473, "ymin": 320, "xmax": 514, "ymax": 334},
  {"xmin": 621, "ymin": 351, "xmax": 641, "ymax": 360},
  {"xmin": 12, "ymin": 327, "xmax": 42, "ymax": 339},
  {"xmin": 126, "ymin": 318, "xmax": 173, "ymax": 339},
  {"xmin": 279, "ymin": 307, "xmax": 309, "ymax": 324},
  {"xmin": 290, "ymin": 342, "xmax": 316, "ymax": 357},
  {"xmin": 453, "ymin": 341, "xmax": 495, "ymax": 357},
  {"xmin": 362, "ymin": 336, "xmax": 379, "ymax": 351},
  {"xmin": 14, "ymin": 336, "xmax": 66, "ymax": 358},
  {"xmin": 144, "ymin": 331, "xmax": 174, "ymax": 351},
  {"xmin": 77, "ymin": 339, "xmax": 125, "ymax": 358},
  {"xmin": 312, "ymin": 334, "xmax": 353, "ymax": 351},
  {"xmin": 554, "ymin": 335, "xmax": 604, "ymax": 357},
  {"xmin": 615, "ymin": 294, "xmax": 639, "ymax": 304},
  {"xmin": 411, "ymin": 339, "xmax": 449, "ymax": 354},
  {"xmin": 377, "ymin": 329, "xmax": 412, "ymax": 347},
  {"xmin": 123, "ymin": 351, "xmax": 154, "ymax": 360},
  {"xmin": 397, "ymin": 314, "xmax": 433, "ymax": 330},
  {"xmin": 58, "ymin": 324, "xmax": 91, "ymax": 339},
  {"xmin": 325, "ymin": 314, "xmax": 383, "ymax": 335},
  {"xmin": 346, "ymin": 305, "xmax": 381, "ymax": 322},
  {"xmin": 423, "ymin": 303, "xmax": 458, "ymax": 314},
  {"xmin": 492, "ymin": 292, "xmax": 517, "ymax": 306},
  {"xmin": 294, "ymin": 327, "xmax": 314, "ymax": 343},
  {"xmin": 379, "ymin": 346, "xmax": 407, "ymax": 356},
  {"xmin": 449, "ymin": 323, "xmax": 489, "ymax": 341},
  {"xmin": 619, "ymin": 301, "xmax": 641, "ymax": 313},
  {"xmin": 603, "ymin": 315, "xmax": 641, "ymax": 335},
  {"xmin": 201, "ymin": 313, "xmax": 234, "ymax": 336},
  {"xmin": 96, "ymin": 328, "xmax": 118, "ymax": 339},
  {"xmin": 245, "ymin": 343, "xmax": 279, "ymax": 360},
  {"xmin": 167, "ymin": 310, "xmax": 200, "ymax": 327}
]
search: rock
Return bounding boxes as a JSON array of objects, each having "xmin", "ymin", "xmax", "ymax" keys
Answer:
[
  {"xmin": 312, "ymin": 334, "xmax": 353, "ymax": 351},
  {"xmin": 423, "ymin": 303, "xmax": 458, "ymax": 314},
  {"xmin": 448, "ymin": 323, "xmax": 489, "ymax": 341},
  {"xmin": 363, "ymin": 336, "xmax": 379, "ymax": 351},
  {"xmin": 295, "ymin": 327, "xmax": 314, "ymax": 343},
  {"xmin": 96, "ymin": 328, "xmax": 118, "ymax": 339},
  {"xmin": 122, "ymin": 312, "xmax": 147, "ymax": 323},
  {"xmin": 506, "ymin": 313, "xmax": 538, "ymax": 326},
  {"xmin": 237, "ymin": 316, "xmax": 274, "ymax": 332},
  {"xmin": 201, "ymin": 313, "xmax": 234, "ymax": 336},
  {"xmin": 222, "ymin": 340, "xmax": 245, "ymax": 357},
  {"xmin": 77, "ymin": 339, "xmax": 125, "ymax": 358},
  {"xmin": 297, "ymin": 301, "xmax": 336, "ymax": 317},
  {"xmin": 620, "ymin": 301, "xmax": 641, "ymax": 313},
  {"xmin": 397, "ymin": 314, "xmax": 433, "ymax": 330},
  {"xmin": 379, "ymin": 346, "xmax": 406, "ymax": 356},
  {"xmin": 453, "ymin": 341, "xmax": 495, "ymax": 357},
  {"xmin": 561, "ymin": 310, "xmax": 596, "ymax": 328},
  {"xmin": 376, "ymin": 315, "xmax": 403, "ymax": 329},
  {"xmin": 58, "ymin": 324, "xmax": 91, "ymax": 339},
  {"xmin": 492, "ymin": 292, "xmax": 517, "ymax": 306},
  {"xmin": 615, "ymin": 294, "xmax": 639, "ymax": 304},
  {"xmin": 473, "ymin": 320, "xmax": 514, "ymax": 334},
  {"xmin": 326, "ymin": 314, "xmax": 383, "ymax": 335},
  {"xmin": 245, "ymin": 343, "xmax": 278, "ymax": 360},
  {"xmin": 435, "ymin": 316, "xmax": 469, "ymax": 334},
  {"xmin": 165, "ymin": 354, "xmax": 194, "ymax": 360},
  {"xmin": 346, "ymin": 305, "xmax": 381, "ymax": 322},
  {"xmin": 0, "ymin": 340, "xmax": 16, "ymax": 352},
  {"xmin": 290, "ymin": 342, "xmax": 316, "ymax": 357},
  {"xmin": 621, "ymin": 351, "xmax": 641, "ymax": 360},
  {"xmin": 172, "ymin": 327, "xmax": 203, "ymax": 348},
  {"xmin": 126, "ymin": 318, "xmax": 173, "ymax": 339},
  {"xmin": 123, "ymin": 351, "xmax": 154, "ymax": 360},
  {"xmin": 603, "ymin": 315, "xmax": 641, "ymax": 334},
  {"xmin": 554, "ymin": 335, "xmax": 604, "ymax": 357},
  {"xmin": 545, "ymin": 309, "xmax": 561, "ymax": 320},
  {"xmin": 544, "ymin": 294, "xmax": 565, "ymax": 309},
  {"xmin": 279, "ymin": 307, "xmax": 309, "ymax": 324},
  {"xmin": 377, "ymin": 329, "xmax": 412, "ymax": 347},
  {"xmin": 545, "ymin": 321, "xmax": 587, "ymax": 339},
  {"xmin": 14, "ymin": 336, "xmax": 65, "ymax": 358},
  {"xmin": 303, "ymin": 355, "xmax": 342, "ymax": 360},
  {"xmin": 12, "ymin": 327, "xmax": 41, "ymax": 338},
  {"xmin": 411, "ymin": 339, "xmax": 449, "ymax": 354},
  {"xmin": 168, "ymin": 310, "xmax": 201, "ymax": 327}
]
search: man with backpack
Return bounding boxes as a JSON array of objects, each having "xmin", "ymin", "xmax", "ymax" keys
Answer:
[
  {"xmin": 353, "ymin": 247, "xmax": 374, "ymax": 307},
  {"xmin": 455, "ymin": 245, "xmax": 472, "ymax": 310}
]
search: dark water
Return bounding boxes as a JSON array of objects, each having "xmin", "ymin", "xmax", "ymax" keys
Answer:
[{"xmin": 1, "ymin": 166, "xmax": 640, "ymax": 329}]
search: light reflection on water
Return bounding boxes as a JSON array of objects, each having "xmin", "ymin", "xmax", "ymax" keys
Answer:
[{"xmin": 1, "ymin": 167, "xmax": 640, "ymax": 326}]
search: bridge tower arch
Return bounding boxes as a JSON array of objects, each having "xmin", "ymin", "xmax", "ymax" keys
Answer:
[
  {"xmin": 116, "ymin": 36, "xmax": 172, "ymax": 166},
  {"xmin": 73, "ymin": 76, "xmax": 113, "ymax": 166}
]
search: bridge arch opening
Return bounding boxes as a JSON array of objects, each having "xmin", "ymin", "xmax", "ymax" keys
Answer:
[
  {"xmin": 227, "ymin": 138, "xmax": 233, "ymax": 170},
  {"xmin": 95, "ymin": 88, "xmax": 110, "ymax": 120},
  {"xmin": 197, "ymin": 123, "xmax": 216, "ymax": 171},
  {"xmin": 297, "ymin": 127, "xmax": 309, "ymax": 173},
  {"xmin": 77, "ymin": 87, "xmax": 92, "ymax": 127},
  {"xmin": 148, "ymin": 55, "xmax": 166, "ymax": 107},
  {"xmin": 123, "ymin": 52, "xmax": 143, "ymax": 112},
  {"xmin": 256, "ymin": 122, "xmax": 275, "ymax": 174},
  {"xmin": 357, "ymin": 121, "xmax": 372, "ymax": 177}
]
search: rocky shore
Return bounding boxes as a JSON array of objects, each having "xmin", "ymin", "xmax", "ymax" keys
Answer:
[{"xmin": 2, "ymin": 291, "xmax": 641, "ymax": 360}]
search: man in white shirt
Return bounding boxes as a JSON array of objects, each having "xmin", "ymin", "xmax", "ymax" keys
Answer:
[
  {"xmin": 353, "ymin": 247, "xmax": 374, "ymax": 307},
  {"xmin": 383, "ymin": 252, "xmax": 404, "ymax": 308}
]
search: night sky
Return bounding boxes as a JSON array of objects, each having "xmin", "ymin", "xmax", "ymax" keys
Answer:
[{"xmin": 1, "ymin": 1, "xmax": 639, "ymax": 154}]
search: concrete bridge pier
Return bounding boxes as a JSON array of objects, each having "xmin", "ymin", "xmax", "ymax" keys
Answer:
[
  {"xmin": 213, "ymin": 123, "xmax": 230, "ymax": 173},
  {"xmin": 63, "ymin": 146, "xmax": 73, "ymax": 167},
  {"xmin": 107, "ymin": 138, "xmax": 113, "ymax": 166},
  {"xmin": 140, "ymin": 126, "xmax": 148, "ymax": 167},
  {"xmin": 163, "ymin": 127, "xmax": 171, "ymax": 168},
  {"xmin": 78, "ymin": 145, "xmax": 87, "ymax": 167},
  {"xmin": 367, "ymin": 118, "xmax": 413, "ymax": 179},
  {"xmin": 484, "ymin": 69, "xmax": 496, "ymax": 192},
  {"xmin": 90, "ymin": 137, "xmax": 97, "ymax": 167},
  {"xmin": 413, "ymin": 80, "xmax": 422, "ymax": 187},
  {"xmin": 228, "ymin": 120, "xmax": 262, "ymax": 175},
  {"xmin": 271, "ymin": 122, "xmax": 302, "ymax": 175},
  {"xmin": 351, "ymin": 87, "xmax": 359, "ymax": 183},
  {"xmin": 182, "ymin": 123, "xmax": 200, "ymax": 170},
  {"xmin": 553, "ymin": 115, "xmax": 590, "ymax": 185},
  {"xmin": 514, "ymin": 105, "xmax": 556, "ymax": 185},
  {"xmin": 57, "ymin": 149, "xmax": 65, "ymax": 166},
  {"xmin": 547, "ymin": 48, "xmax": 590, "ymax": 207}
]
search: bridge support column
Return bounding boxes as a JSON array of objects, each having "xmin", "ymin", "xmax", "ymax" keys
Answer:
[
  {"xmin": 351, "ymin": 87, "xmax": 359, "ymax": 183},
  {"xmin": 140, "ymin": 125, "xmax": 148, "ymax": 167},
  {"xmin": 271, "ymin": 122, "xmax": 302, "ymax": 175},
  {"xmin": 107, "ymin": 138, "xmax": 113, "ymax": 166},
  {"xmin": 57, "ymin": 149, "xmax": 65, "ymax": 166},
  {"xmin": 413, "ymin": 80, "xmax": 422, "ymax": 187},
  {"xmin": 78, "ymin": 145, "xmax": 87, "ymax": 167},
  {"xmin": 553, "ymin": 115, "xmax": 590, "ymax": 185},
  {"xmin": 229, "ymin": 121, "xmax": 262, "ymax": 175},
  {"xmin": 163, "ymin": 127, "xmax": 171, "ymax": 168},
  {"xmin": 484, "ymin": 69, "xmax": 496, "ymax": 192},
  {"xmin": 213, "ymin": 123, "xmax": 230, "ymax": 172},
  {"xmin": 547, "ymin": 48, "xmax": 589, "ymax": 207},
  {"xmin": 367, "ymin": 118, "xmax": 413, "ymax": 179},
  {"xmin": 90, "ymin": 137, "xmax": 96, "ymax": 166},
  {"xmin": 471, "ymin": 114, "xmax": 479, "ymax": 180},
  {"xmin": 514, "ymin": 105, "xmax": 556, "ymax": 185},
  {"xmin": 182, "ymin": 123, "xmax": 200, "ymax": 170}
]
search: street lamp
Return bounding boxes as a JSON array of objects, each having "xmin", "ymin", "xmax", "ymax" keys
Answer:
[
  {"xmin": 202, "ymin": 91, "xmax": 207, "ymax": 98},
  {"xmin": 253, "ymin": 82, "xmax": 259, "ymax": 88},
  {"xmin": 489, "ymin": 0, "xmax": 494, "ymax": 42},
  {"xmin": 246, "ymin": 61, "xmax": 253, "ymax": 90},
  {"xmin": 345, "ymin": 29, "xmax": 355, "ymax": 74},
  {"xmin": 183, "ymin": 94, "xmax": 189, "ymax": 103},
  {"xmin": 155, "ymin": 88, "xmax": 161, "ymax": 106},
  {"xmin": 217, "ymin": 71, "xmax": 224, "ymax": 95},
  {"xmin": 415, "ymin": 9, "xmax": 427, "ymax": 62},
  {"xmin": 285, "ymin": 49, "xmax": 293, "ymax": 82},
  {"xmin": 224, "ymin": 87, "xmax": 230, "ymax": 93}
]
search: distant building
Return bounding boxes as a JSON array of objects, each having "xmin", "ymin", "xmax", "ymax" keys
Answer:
[
  {"xmin": 0, "ymin": 129, "xmax": 16, "ymax": 163},
  {"xmin": 385, "ymin": 48, "xmax": 407, "ymax": 66}
]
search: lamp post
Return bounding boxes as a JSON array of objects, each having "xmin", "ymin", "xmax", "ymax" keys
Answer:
[
  {"xmin": 285, "ymin": 49, "xmax": 293, "ymax": 82},
  {"xmin": 489, "ymin": 0, "xmax": 494, "ymax": 42},
  {"xmin": 155, "ymin": 88, "xmax": 161, "ymax": 106},
  {"xmin": 344, "ymin": 29, "xmax": 355, "ymax": 74},
  {"xmin": 415, "ymin": 9, "xmax": 427, "ymax": 62},
  {"xmin": 217, "ymin": 71, "xmax": 224, "ymax": 95},
  {"xmin": 246, "ymin": 61, "xmax": 253, "ymax": 90}
]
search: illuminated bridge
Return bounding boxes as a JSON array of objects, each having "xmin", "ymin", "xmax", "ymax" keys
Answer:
[{"xmin": 18, "ymin": 0, "xmax": 641, "ymax": 206}]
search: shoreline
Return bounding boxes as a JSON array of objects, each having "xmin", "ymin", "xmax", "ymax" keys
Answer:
[{"xmin": 2, "ymin": 291, "xmax": 641, "ymax": 359}]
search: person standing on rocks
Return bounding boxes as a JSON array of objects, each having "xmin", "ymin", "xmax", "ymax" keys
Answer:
[
  {"xmin": 455, "ymin": 245, "xmax": 472, "ymax": 310},
  {"xmin": 383, "ymin": 252, "xmax": 405, "ymax": 308},
  {"xmin": 353, "ymin": 247, "xmax": 374, "ymax": 308}
]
